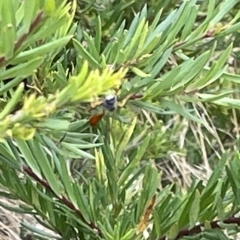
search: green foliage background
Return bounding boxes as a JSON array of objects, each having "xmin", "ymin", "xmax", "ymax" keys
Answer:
[{"xmin": 1, "ymin": 0, "xmax": 240, "ymax": 239}]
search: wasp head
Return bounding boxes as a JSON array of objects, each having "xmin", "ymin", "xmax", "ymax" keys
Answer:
[{"xmin": 102, "ymin": 94, "xmax": 117, "ymax": 111}]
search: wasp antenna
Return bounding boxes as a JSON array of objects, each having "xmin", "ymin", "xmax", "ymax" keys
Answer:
[{"xmin": 59, "ymin": 132, "xmax": 67, "ymax": 144}]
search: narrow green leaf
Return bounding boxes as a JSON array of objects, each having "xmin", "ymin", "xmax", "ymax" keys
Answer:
[
  {"xmin": 0, "ymin": 142, "xmax": 15, "ymax": 162},
  {"xmin": 1, "ymin": 0, "xmax": 16, "ymax": 28},
  {"xmin": 178, "ymin": 183, "xmax": 202, "ymax": 229},
  {"xmin": 83, "ymin": 32, "xmax": 100, "ymax": 61},
  {"xmin": 2, "ymin": 23, "xmax": 16, "ymax": 59},
  {"xmin": 216, "ymin": 196, "xmax": 225, "ymax": 220},
  {"xmin": 103, "ymin": 21, "xmax": 125, "ymax": 56},
  {"xmin": 210, "ymin": 0, "xmax": 239, "ymax": 25},
  {"xmin": 197, "ymin": 91, "xmax": 234, "ymax": 102},
  {"xmin": 188, "ymin": 44, "xmax": 232, "ymax": 90},
  {"xmin": 73, "ymin": 184, "xmax": 91, "ymax": 222},
  {"xmin": 144, "ymin": 9, "xmax": 176, "ymax": 48},
  {"xmin": 187, "ymin": 0, "xmax": 214, "ymax": 39},
  {"xmin": 73, "ymin": 38, "xmax": 100, "ymax": 69},
  {"xmin": 181, "ymin": 4, "xmax": 199, "ymax": 40},
  {"xmin": 15, "ymin": 139, "xmax": 41, "ymax": 178},
  {"xmin": 167, "ymin": 223, "xmax": 178, "ymax": 240},
  {"xmin": 123, "ymin": 18, "xmax": 146, "ymax": 60},
  {"xmin": 142, "ymin": 47, "xmax": 172, "ymax": 82},
  {"xmin": 12, "ymin": 36, "xmax": 73, "ymax": 63},
  {"xmin": 172, "ymin": 47, "xmax": 214, "ymax": 91},
  {"xmin": 141, "ymin": 34, "xmax": 162, "ymax": 56},
  {"xmin": 153, "ymin": 211, "xmax": 162, "ymax": 238},
  {"xmin": 27, "ymin": 15, "xmax": 70, "ymax": 43},
  {"xmin": 0, "ymin": 83, "xmax": 24, "ymax": 119},
  {"xmin": 213, "ymin": 98, "xmax": 240, "ymax": 110},
  {"xmin": 21, "ymin": 221, "xmax": 61, "ymax": 239},
  {"xmin": 123, "ymin": 10, "xmax": 141, "ymax": 47},
  {"xmin": 226, "ymin": 157, "xmax": 240, "ymax": 205},
  {"xmin": 161, "ymin": 100, "xmax": 205, "ymax": 124},
  {"xmin": 136, "ymin": 164, "xmax": 158, "ymax": 221},
  {"xmin": 189, "ymin": 189, "xmax": 200, "ymax": 228},
  {"xmin": 203, "ymin": 229, "xmax": 229, "ymax": 240},
  {"xmin": 143, "ymin": 164, "xmax": 159, "ymax": 198},
  {"xmin": 118, "ymin": 135, "xmax": 150, "ymax": 187},
  {"xmin": 134, "ymin": 22, "xmax": 149, "ymax": 58},
  {"xmin": 148, "ymin": 9, "xmax": 163, "ymax": 33},
  {"xmin": 145, "ymin": 66, "xmax": 182, "ymax": 98},
  {"xmin": 23, "ymin": 0, "xmax": 38, "ymax": 32},
  {"xmin": 37, "ymin": 119, "xmax": 70, "ymax": 131},
  {"xmin": 130, "ymin": 67, "xmax": 151, "ymax": 78},
  {"xmin": 67, "ymin": 119, "xmax": 88, "ymax": 132},
  {"xmin": 108, "ymin": 41, "xmax": 120, "ymax": 64},
  {"xmin": 44, "ymin": 0, "xmax": 56, "ymax": 15},
  {"xmin": 219, "ymin": 22, "xmax": 240, "ymax": 37},
  {"xmin": 0, "ymin": 57, "xmax": 43, "ymax": 81},
  {"xmin": 206, "ymin": 0, "xmax": 216, "ymax": 22},
  {"xmin": 222, "ymin": 72, "xmax": 240, "ymax": 83},
  {"xmin": 121, "ymin": 229, "xmax": 135, "ymax": 240},
  {"xmin": 103, "ymin": 0, "xmax": 134, "ymax": 30},
  {"xmin": 0, "ymin": 76, "xmax": 23, "ymax": 94},
  {"xmin": 107, "ymin": 166, "xmax": 119, "ymax": 203},
  {"xmin": 165, "ymin": 1, "xmax": 189, "ymax": 42},
  {"xmin": 0, "ymin": 201, "xmax": 28, "ymax": 214},
  {"xmin": 53, "ymin": 152, "xmax": 76, "ymax": 205},
  {"xmin": 95, "ymin": 15, "xmax": 101, "ymax": 53},
  {"xmin": 61, "ymin": 142, "xmax": 95, "ymax": 159},
  {"xmin": 1, "ymin": 0, "xmax": 16, "ymax": 58},
  {"xmin": 131, "ymin": 100, "xmax": 175, "ymax": 115},
  {"xmin": 31, "ymin": 138, "xmax": 61, "ymax": 196},
  {"xmin": 203, "ymin": 152, "xmax": 229, "ymax": 193},
  {"xmin": 95, "ymin": 149, "xmax": 105, "ymax": 184},
  {"xmin": 0, "ymin": 154, "xmax": 20, "ymax": 169},
  {"xmin": 119, "ymin": 167, "xmax": 146, "ymax": 202},
  {"xmin": 115, "ymin": 117, "xmax": 137, "ymax": 163}
]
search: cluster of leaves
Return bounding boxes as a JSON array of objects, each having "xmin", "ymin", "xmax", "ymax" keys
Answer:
[{"xmin": 1, "ymin": 0, "xmax": 240, "ymax": 239}]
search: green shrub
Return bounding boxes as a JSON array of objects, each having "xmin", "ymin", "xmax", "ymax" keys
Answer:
[{"xmin": 1, "ymin": 0, "xmax": 240, "ymax": 239}]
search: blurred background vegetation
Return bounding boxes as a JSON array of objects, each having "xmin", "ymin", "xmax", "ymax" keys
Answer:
[
  {"xmin": 1, "ymin": 0, "xmax": 240, "ymax": 239},
  {"xmin": 68, "ymin": 0, "xmax": 240, "ymax": 186}
]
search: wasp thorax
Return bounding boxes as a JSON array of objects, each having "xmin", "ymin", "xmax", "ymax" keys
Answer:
[{"xmin": 102, "ymin": 94, "xmax": 117, "ymax": 111}]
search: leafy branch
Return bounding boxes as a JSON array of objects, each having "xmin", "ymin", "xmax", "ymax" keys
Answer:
[{"xmin": 1, "ymin": 0, "xmax": 240, "ymax": 240}]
